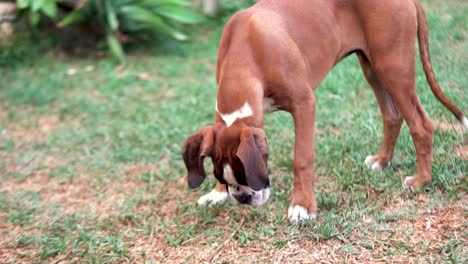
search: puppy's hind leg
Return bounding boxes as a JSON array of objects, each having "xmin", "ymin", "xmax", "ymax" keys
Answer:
[
  {"xmin": 371, "ymin": 56, "xmax": 434, "ymax": 191},
  {"xmin": 360, "ymin": 2, "xmax": 435, "ymax": 190},
  {"xmin": 358, "ymin": 53, "xmax": 403, "ymax": 171}
]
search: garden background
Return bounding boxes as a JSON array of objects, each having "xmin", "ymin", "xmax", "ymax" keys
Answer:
[{"xmin": 0, "ymin": 0, "xmax": 466, "ymax": 263}]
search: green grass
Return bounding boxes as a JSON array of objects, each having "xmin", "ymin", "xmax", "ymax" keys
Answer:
[{"xmin": 0, "ymin": 0, "xmax": 467, "ymax": 262}]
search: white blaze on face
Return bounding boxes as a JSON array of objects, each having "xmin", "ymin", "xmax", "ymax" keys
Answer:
[
  {"xmin": 223, "ymin": 164, "xmax": 238, "ymax": 186},
  {"xmin": 216, "ymin": 101, "xmax": 253, "ymax": 127}
]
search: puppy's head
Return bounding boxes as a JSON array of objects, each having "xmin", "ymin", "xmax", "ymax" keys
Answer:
[{"xmin": 182, "ymin": 123, "xmax": 270, "ymax": 206}]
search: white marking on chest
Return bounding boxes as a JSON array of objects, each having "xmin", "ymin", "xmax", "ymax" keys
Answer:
[
  {"xmin": 263, "ymin": 97, "xmax": 278, "ymax": 113},
  {"xmin": 223, "ymin": 164, "xmax": 238, "ymax": 186},
  {"xmin": 216, "ymin": 101, "xmax": 253, "ymax": 127}
]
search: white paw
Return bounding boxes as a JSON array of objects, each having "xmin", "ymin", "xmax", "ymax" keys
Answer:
[
  {"xmin": 197, "ymin": 189, "xmax": 229, "ymax": 206},
  {"xmin": 365, "ymin": 155, "xmax": 389, "ymax": 171},
  {"xmin": 288, "ymin": 205, "xmax": 317, "ymax": 224},
  {"xmin": 403, "ymin": 176, "xmax": 416, "ymax": 192},
  {"xmin": 462, "ymin": 116, "xmax": 468, "ymax": 130}
]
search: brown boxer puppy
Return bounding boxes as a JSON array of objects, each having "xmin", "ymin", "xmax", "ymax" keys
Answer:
[{"xmin": 183, "ymin": 0, "xmax": 466, "ymax": 223}]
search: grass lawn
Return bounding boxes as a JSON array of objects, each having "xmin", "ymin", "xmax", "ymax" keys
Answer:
[{"xmin": 0, "ymin": 0, "xmax": 466, "ymax": 263}]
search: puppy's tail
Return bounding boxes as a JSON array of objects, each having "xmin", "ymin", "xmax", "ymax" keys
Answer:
[{"xmin": 414, "ymin": 0, "xmax": 467, "ymax": 130}]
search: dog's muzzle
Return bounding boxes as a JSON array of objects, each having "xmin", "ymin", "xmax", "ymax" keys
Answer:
[{"xmin": 227, "ymin": 184, "xmax": 270, "ymax": 206}]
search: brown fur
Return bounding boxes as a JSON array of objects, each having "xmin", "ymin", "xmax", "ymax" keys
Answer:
[{"xmin": 183, "ymin": 0, "xmax": 465, "ymax": 218}]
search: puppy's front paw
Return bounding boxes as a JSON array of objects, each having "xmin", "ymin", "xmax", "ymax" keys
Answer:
[
  {"xmin": 288, "ymin": 205, "xmax": 317, "ymax": 224},
  {"xmin": 403, "ymin": 176, "xmax": 430, "ymax": 192},
  {"xmin": 365, "ymin": 155, "xmax": 390, "ymax": 171},
  {"xmin": 197, "ymin": 189, "xmax": 229, "ymax": 206}
]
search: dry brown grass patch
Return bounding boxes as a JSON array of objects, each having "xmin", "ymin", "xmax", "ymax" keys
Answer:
[
  {"xmin": 454, "ymin": 145, "xmax": 468, "ymax": 160},
  {"xmin": 435, "ymin": 120, "xmax": 465, "ymax": 134}
]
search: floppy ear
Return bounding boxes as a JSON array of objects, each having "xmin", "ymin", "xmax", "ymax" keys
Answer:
[
  {"xmin": 182, "ymin": 126, "xmax": 215, "ymax": 188},
  {"xmin": 236, "ymin": 128, "xmax": 269, "ymax": 191}
]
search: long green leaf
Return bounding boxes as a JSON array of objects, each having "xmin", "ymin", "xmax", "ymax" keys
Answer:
[
  {"xmin": 119, "ymin": 5, "xmax": 156, "ymax": 21},
  {"xmin": 17, "ymin": 0, "xmax": 29, "ymax": 9},
  {"xmin": 41, "ymin": 0, "xmax": 58, "ymax": 18},
  {"xmin": 107, "ymin": 34, "xmax": 125, "ymax": 62},
  {"xmin": 105, "ymin": 0, "xmax": 119, "ymax": 31},
  {"xmin": 120, "ymin": 6, "xmax": 187, "ymax": 40},
  {"xmin": 58, "ymin": 8, "xmax": 89, "ymax": 27},
  {"xmin": 153, "ymin": 5, "xmax": 203, "ymax": 24},
  {"xmin": 141, "ymin": 0, "xmax": 191, "ymax": 8},
  {"xmin": 120, "ymin": 19, "xmax": 147, "ymax": 31},
  {"xmin": 31, "ymin": 0, "xmax": 46, "ymax": 12},
  {"xmin": 114, "ymin": 0, "xmax": 135, "ymax": 8}
]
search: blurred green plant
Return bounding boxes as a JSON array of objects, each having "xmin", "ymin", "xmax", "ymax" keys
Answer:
[
  {"xmin": 219, "ymin": 0, "xmax": 256, "ymax": 12},
  {"xmin": 16, "ymin": 0, "xmax": 62, "ymax": 26},
  {"xmin": 58, "ymin": 0, "xmax": 204, "ymax": 62}
]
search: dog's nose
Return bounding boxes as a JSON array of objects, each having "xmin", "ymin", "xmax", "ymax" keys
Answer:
[{"xmin": 233, "ymin": 193, "xmax": 252, "ymax": 204}]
